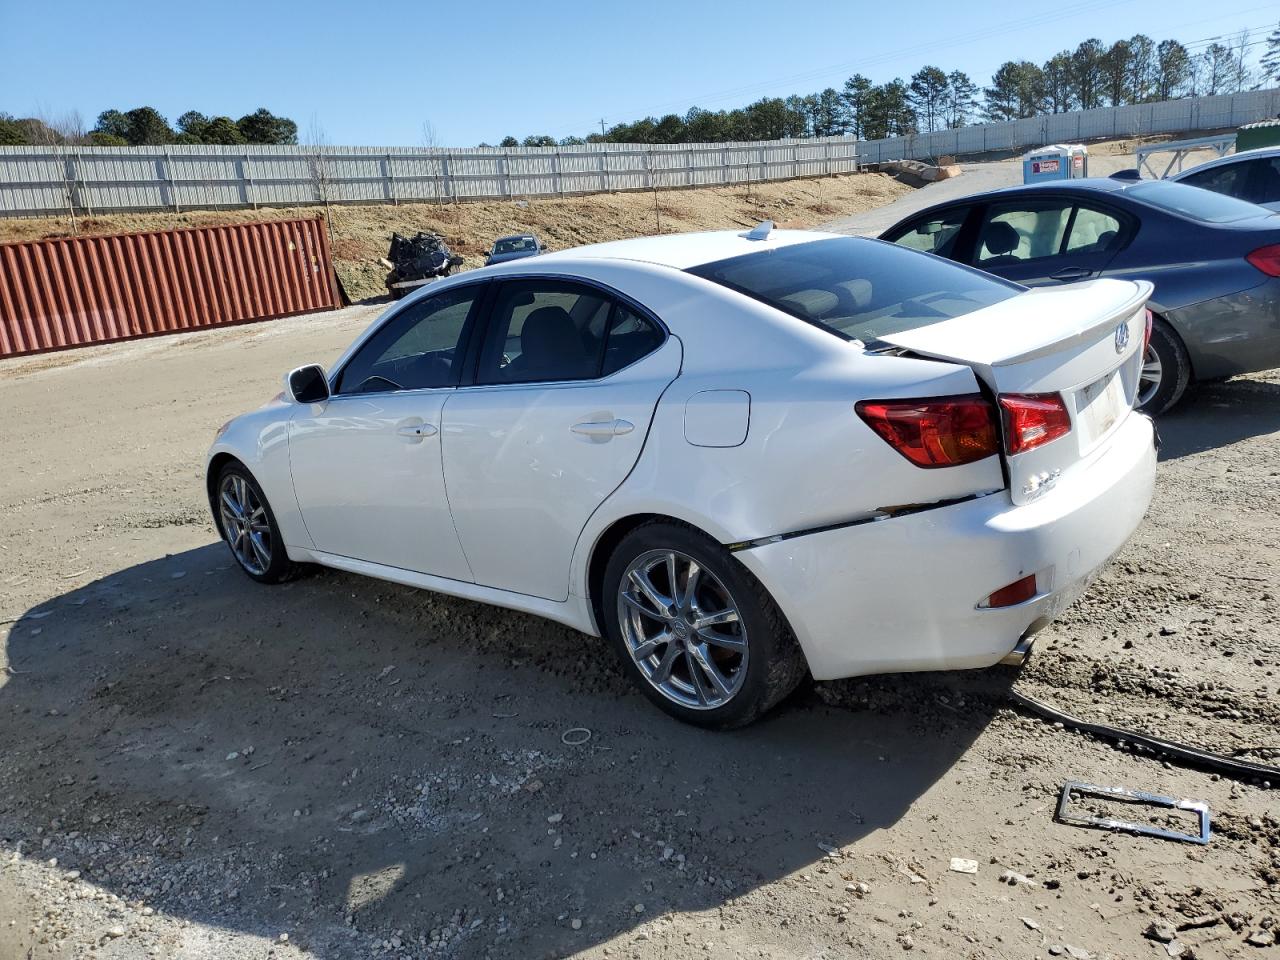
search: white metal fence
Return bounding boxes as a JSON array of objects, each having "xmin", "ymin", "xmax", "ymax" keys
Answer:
[{"xmin": 2, "ymin": 88, "xmax": 1277, "ymax": 218}]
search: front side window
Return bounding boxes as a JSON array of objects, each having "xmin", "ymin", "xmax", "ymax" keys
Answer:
[
  {"xmin": 334, "ymin": 285, "xmax": 480, "ymax": 394},
  {"xmin": 885, "ymin": 208, "xmax": 969, "ymax": 259},
  {"xmin": 975, "ymin": 201, "xmax": 1072, "ymax": 265},
  {"xmin": 688, "ymin": 237, "xmax": 1020, "ymax": 343}
]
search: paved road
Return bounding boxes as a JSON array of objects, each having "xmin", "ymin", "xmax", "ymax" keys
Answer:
[
  {"xmin": 821, "ymin": 160, "xmax": 1022, "ymax": 236},
  {"xmin": 823, "ymin": 152, "xmax": 1137, "ymax": 237}
]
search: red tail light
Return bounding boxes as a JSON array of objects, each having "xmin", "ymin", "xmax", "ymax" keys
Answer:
[
  {"xmin": 1142, "ymin": 308, "xmax": 1153, "ymax": 355},
  {"xmin": 1246, "ymin": 244, "xmax": 1280, "ymax": 277},
  {"xmin": 999, "ymin": 394, "xmax": 1072, "ymax": 455},
  {"xmin": 982, "ymin": 574, "xmax": 1038, "ymax": 608},
  {"xmin": 856, "ymin": 395, "xmax": 998, "ymax": 468}
]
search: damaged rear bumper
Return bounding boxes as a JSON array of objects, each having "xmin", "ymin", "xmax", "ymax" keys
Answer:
[{"xmin": 734, "ymin": 414, "xmax": 1157, "ymax": 681}]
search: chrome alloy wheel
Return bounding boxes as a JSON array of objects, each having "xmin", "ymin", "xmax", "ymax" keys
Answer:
[
  {"xmin": 218, "ymin": 474, "xmax": 272, "ymax": 576},
  {"xmin": 616, "ymin": 549, "xmax": 748, "ymax": 710},
  {"xmin": 1137, "ymin": 344, "xmax": 1163, "ymax": 408}
]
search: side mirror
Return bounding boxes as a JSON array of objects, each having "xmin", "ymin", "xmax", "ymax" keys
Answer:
[{"xmin": 286, "ymin": 364, "xmax": 330, "ymax": 404}]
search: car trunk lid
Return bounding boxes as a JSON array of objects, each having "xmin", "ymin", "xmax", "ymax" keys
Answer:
[{"xmin": 877, "ymin": 278, "xmax": 1153, "ymax": 505}]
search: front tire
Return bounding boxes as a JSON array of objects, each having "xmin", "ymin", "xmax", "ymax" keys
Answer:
[
  {"xmin": 1136, "ymin": 318, "xmax": 1191, "ymax": 415},
  {"xmin": 215, "ymin": 463, "xmax": 302, "ymax": 584},
  {"xmin": 601, "ymin": 521, "xmax": 807, "ymax": 729}
]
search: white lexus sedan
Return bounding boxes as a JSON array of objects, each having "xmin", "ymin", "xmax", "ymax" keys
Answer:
[{"xmin": 207, "ymin": 225, "xmax": 1157, "ymax": 728}]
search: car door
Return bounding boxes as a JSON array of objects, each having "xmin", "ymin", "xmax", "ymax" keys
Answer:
[
  {"xmin": 441, "ymin": 277, "xmax": 680, "ymax": 601},
  {"xmin": 970, "ymin": 198, "xmax": 1130, "ymax": 286},
  {"xmin": 287, "ymin": 283, "xmax": 485, "ymax": 581}
]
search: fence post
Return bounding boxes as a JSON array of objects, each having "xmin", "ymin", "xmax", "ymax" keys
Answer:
[
  {"xmin": 241, "ymin": 155, "xmax": 256, "ymax": 209},
  {"xmin": 686, "ymin": 148, "xmax": 693, "ymax": 187},
  {"xmin": 823, "ymin": 141, "xmax": 831, "ymax": 176},
  {"xmin": 71, "ymin": 152, "xmax": 91, "ymax": 217},
  {"xmin": 500, "ymin": 151, "xmax": 510, "ymax": 198},
  {"xmin": 163, "ymin": 151, "xmax": 180, "ymax": 212},
  {"xmin": 442, "ymin": 152, "xmax": 455, "ymax": 203},
  {"xmin": 553, "ymin": 149, "xmax": 563, "ymax": 195},
  {"xmin": 599, "ymin": 149, "xmax": 608, "ymax": 192}
]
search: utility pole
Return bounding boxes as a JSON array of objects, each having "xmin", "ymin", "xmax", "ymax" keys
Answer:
[{"xmin": 600, "ymin": 118, "xmax": 606, "ymax": 138}]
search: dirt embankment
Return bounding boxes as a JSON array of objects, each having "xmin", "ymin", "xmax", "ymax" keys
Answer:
[{"xmin": 0, "ymin": 173, "xmax": 912, "ymax": 301}]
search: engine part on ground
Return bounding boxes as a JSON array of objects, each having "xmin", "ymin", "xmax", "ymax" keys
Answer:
[{"xmin": 385, "ymin": 232, "xmax": 465, "ymax": 299}]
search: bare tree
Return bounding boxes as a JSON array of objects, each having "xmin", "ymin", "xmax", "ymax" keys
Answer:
[
  {"xmin": 33, "ymin": 108, "xmax": 86, "ymax": 233},
  {"xmin": 306, "ymin": 116, "xmax": 335, "ymax": 241},
  {"xmin": 1232, "ymin": 29, "xmax": 1254, "ymax": 92},
  {"xmin": 422, "ymin": 120, "xmax": 448, "ymax": 207}
]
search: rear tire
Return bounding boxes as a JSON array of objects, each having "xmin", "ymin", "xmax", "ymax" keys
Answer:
[
  {"xmin": 215, "ymin": 463, "xmax": 303, "ymax": 585},
  {"xmin": 601, "ymin": 521, "xmax": 808, "ymax": 729},
  {"xmin": 1136, "ymin": 318, "xmax": 1191, "ymax": 416}
]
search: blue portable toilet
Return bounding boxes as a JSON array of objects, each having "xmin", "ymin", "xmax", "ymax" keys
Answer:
[{"xmin": 1022, "ymin": 144, "xmax": 1088, "ymax": 184}]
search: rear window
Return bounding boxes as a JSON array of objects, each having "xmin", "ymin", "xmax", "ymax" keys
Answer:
[
  {"xmin": 687, "ymin": 237, "xmax": 1020, "ymax": 342},
  {"xmin": 1129, "ymin": 179, "xmax": 1267, "ymax": 223}
]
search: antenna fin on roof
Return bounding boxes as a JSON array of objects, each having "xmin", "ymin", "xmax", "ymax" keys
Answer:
[{"xmin": 744, "ymin": 220, "xmax": 774, "ymax": 241}]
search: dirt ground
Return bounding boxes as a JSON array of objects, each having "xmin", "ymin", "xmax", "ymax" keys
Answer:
[
  {"xmin": 2, "ymin": 179, "xmax": 1279, "ymax": 959},
  {"xmin": 0, "ymin": 173, "xmax": 911, "ymax": 302}
]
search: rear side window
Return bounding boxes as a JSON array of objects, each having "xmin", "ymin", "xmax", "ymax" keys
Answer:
[
  {"xmin": 687, "ymin": 237, "xmax": 1020, "ymax": 342},
  {"xmin": 475, "ymin": 279, "xmax": 665, "ymax": 384},
  {"xmin": 976, "ymin": 201, "xmax": 1072, "ymax": 264},
  {"xmin": 602, "ymin": 303, "xmax": 664, "ymax": 376},
  {"xmin": 1128, "ymin": 179, "xmax": 1265, "ymax": 222},
  {"xmin": 1065, "ymin": 206, "xmax": 1124, "ymax": 253}
]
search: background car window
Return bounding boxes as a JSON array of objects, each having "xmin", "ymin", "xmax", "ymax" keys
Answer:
[
  {"xmin": 1256, "ymin": 157, "xmax": 1280, "ymax": 205},
  {"xmin": 477, "ymin": 281, "xmax": 611, "ymax": 384},
  {"xmin": 1127, "ymin": 179, "xmax": 1264, "ymax": 223},
  {"xmin": 1179, "ymin": 162, "xmax": 1250, "ymax": 200},
  {"xmin": 887, "ymin": 209, "xmax": 968, "ymax": 258},
  {"xmin": 334, "ymin": 285, "xmax": 478, "ymax": 394},
  {"xmin": 976, "ymin": 202, "xmax": 1071, "ymax": 265},
  {"xmin": 1064, "ymin": 206, "xmax": 1124, "ymax": 254},
  {"xmin": 602, "ymin": 304, "xmax": 664, "ymax": 376}
]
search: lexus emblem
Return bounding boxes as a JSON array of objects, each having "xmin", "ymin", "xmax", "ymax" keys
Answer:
[{"xmin": 1114, "ymin": 322, "xmax": 1130, "ymax": 354}]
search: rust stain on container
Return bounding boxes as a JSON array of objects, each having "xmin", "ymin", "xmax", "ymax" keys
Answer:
[{"xmin": 0, "ymin": 216, "xmax": 341, "ymax": 357}]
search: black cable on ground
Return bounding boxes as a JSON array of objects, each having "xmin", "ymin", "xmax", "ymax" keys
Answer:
[{"xmin": 1008, "ymin": 688, "xmax": 1280, "ymax": 785}]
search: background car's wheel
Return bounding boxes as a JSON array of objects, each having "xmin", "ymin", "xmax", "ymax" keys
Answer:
[
  {"xmin": 601, "ymin": 521, "xmax": 808, "ymax": 729},
  {"xmin": 1136, "ymin": 317, "xmax": 1191, "ymax": 415},
  {"xmin": 215, "ymin": 463, "xmax": 302, "ymax": 585}
]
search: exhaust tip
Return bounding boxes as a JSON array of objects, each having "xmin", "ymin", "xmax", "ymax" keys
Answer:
[{"xmin": 1000, "ymin": 634, "xmax": 1037, "ymax": 667}]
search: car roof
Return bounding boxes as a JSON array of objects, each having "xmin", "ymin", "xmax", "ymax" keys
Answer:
[
  {"xmin": 1171, "ymin": 146, "xmax": 1280, "ymax": 178},
  {"xmin": 495, "ymin": 233, "xmax": 537, "ymax": 242},
  {"xmin": 971, "ymin": 177, "xmax": 1131, "ymax": 199},
  {"xmin": 535, "ymin": 228, "xmax": 838, "ymax": 270}
]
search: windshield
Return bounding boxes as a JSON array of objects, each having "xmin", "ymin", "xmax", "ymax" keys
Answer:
[
  {"xmin": 494, "ymin": 237, "xmax": 536, "ymax": 254},
  {"xmin": 687, "ymin": 237, "xmax": 1021, "ymax": 342},
  {"xmin": 1129, "ymin": 179, "xmax": 1269, "ymax": 223}
]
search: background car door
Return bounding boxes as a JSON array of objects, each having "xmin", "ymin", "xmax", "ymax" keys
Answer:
[
  {"xmin": 441, "ymin": 278, "xmax": 680, "ymax": 601},
  {"xmin": 970, "ymin": 199, "xmax": 1129, "ymax": 286},
  {"xmin": 288, "ymin": 284, "xmax": 484, "ymax": 581}
]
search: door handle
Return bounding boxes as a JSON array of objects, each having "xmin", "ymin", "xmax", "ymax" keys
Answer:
[
  {"xmin": 396, "ymin": 421, "xmax": 438, "ymax": 440},
  {"xmin": 571, "ymin": 418, "xmax": 635, "ymax": 440},
  {"xmin": 1050, "ymin": 266, "xmax": 1093, "ymax": 281}
]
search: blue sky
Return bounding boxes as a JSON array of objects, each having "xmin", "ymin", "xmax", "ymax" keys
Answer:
[{"xmin": 1, "ymin": 0, "xmax": 1275, "ymax": 146}]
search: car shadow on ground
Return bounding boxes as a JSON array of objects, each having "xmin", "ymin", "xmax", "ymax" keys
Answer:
[
  {"xmin": 1157, "ymin": 376, "xmax": 1280, "ymax": 461},
  {"xmin": 0, "ymin": 542, "xmax": 1009, "ymax": 958}
]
